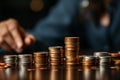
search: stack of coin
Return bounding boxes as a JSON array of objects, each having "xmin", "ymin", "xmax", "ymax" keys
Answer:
[
  {"xmin": 65, "ymin": 37, "xmax": 79, "ymax": 65},
  {"xmin": 99, "ymin": 56, "xmax": 111, "ymax": 66},
  {"xmin": 4, "ymin": 55, "xmax": 17, "ymax": 66},
  {"xmin": 82, "ymin": 56, "xmax": 96, "ymax": 66},
  {"xmin": 49, "ymin": 46, "xmax": 62, "ymax": 66},
  {"xmin": 94, "ymin": 52, "xmax": 110, "ymax": 66},
  {"xmin": 18, "ymin": 54, "xmax": 32, "ymax": 67},
  {"xmin": 110, "ymin": 53, "xmax": 120, "ymax": 65},
  {"xmin": 34, "ymin": 52, "xmax": 48, "ymax": 67}
]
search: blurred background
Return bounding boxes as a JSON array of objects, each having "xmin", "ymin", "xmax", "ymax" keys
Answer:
[{"xmin": 0, "ymin": 0, "xmax": 58, "ymax": 29}]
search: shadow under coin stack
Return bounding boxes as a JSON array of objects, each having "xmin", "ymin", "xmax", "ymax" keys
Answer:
[
  {"xmin": 82, "ymin": 56, "xmax": 96, "ymax": 66},
  {"xmin": 65, "ymin": 37, "xmax": 80, "ymax": 66},
  {"xmin": 34, "ymin": 52, "xmax": 48, "ymax": 67},
  {"xmin": 4, "ymin": 55, "xmax": 17, "ymax": 66},
  {"xmin": 49, "ymin": 46, "xmax": 62, "ymax": 66},
  {"xmin": 78, "ymin": 55, "xmax": 83, "ymax": 66},
  {"xmin": 18, "ymin": 54, "xmax": 32, "ymax": 67}
]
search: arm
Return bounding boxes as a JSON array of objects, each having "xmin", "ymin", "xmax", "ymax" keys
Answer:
[{"xmin": 31, "ymin": 0, "xmax": 80, "ymax": 42}]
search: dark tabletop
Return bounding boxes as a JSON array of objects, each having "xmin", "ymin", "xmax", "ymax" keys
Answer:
[{"xmin": 0, "ymin": 55, "xmax": 120, "ymax": 80}]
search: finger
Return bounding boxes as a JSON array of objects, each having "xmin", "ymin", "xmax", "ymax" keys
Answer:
[
  {"xmin": 4, "ymin": 32, "xmax": 17, "ymax": 50},
  {"xmin": 7, "ymin": 23, "xmax": 23, "ymax": 49},
  {"xmin": 19, "ymin": 27, "xmax": 36, "ymax": 46},
  {"xmin": 25, "ymin": 34, "xmax": 36, "ymax": 46},
  {"xmin": 0, "ymin": 38, "xmax": 13, "ymax": 52}
]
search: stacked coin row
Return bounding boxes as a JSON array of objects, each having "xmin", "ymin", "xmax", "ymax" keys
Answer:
[
  {"xmin": 49, "ymin": 46, "xmax": 63, "ymax": 66},
  {"xmin": 65, "ymin": 37, "xmax": 80, "ymax": 65},
  {"xmin": 4, "ymin": 54, "xmax": 32, "ymax": 67},
  {"xmin": 34, "ymin": 52, "xmax": 48, "ymax": 67}
]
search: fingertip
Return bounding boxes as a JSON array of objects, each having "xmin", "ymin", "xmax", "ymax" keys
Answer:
[
  {"xmin": 17, "ymin": 41, "xmax": 23, "ymax": 49},
  {"xmin": 25, "ymin": 37, "xmax": 31, "ymax": 46},
  {"xmin": 25, "ymin": 35, "xmax": 36, "ymax": 46}
]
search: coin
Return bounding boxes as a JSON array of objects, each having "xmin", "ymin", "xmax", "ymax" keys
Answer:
[{"xmin": 94, "ymin": 52, "xmax": 109, "ymax": 57}]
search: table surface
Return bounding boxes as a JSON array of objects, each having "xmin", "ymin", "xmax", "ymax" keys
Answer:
[{"xmin": 0, "ymin": 55, "xmax": 120, "ymax": 80}]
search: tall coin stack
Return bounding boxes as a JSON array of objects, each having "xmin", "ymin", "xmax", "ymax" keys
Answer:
[
  {"xmin": 49, "ymin": 46, "xmax": 62, "ymax": 66},
  {"xmin": 4, "ymin": 55, "xmax": 17, "ymax": 66},
  {"xmin": 18, "ymin": 54, "xmax": 32, "ymax": 67},
  {"xmin": 34, "ymin": 52, "xmax": 48, "ymax": 67},
  {"xmin": 65, "ymin": 37, "xmax": 80, "ymax": 66}
]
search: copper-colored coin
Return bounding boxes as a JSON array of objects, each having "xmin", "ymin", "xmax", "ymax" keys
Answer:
[
  {"xmin": 50, "ymin": 62, "xmax": 61, "ymax": 66},
  {"xmin": 65, "ymin": 48, "xmax": 79, "ymax": 51},
  {"xmin": 35, "ymin": 64, "xmax": 47, "ymax": 68},
  {"xmin": 49, "ymin": 53, "xmax": 60, "ymax": 58},
  {"xmin": 49, "ymin": 46, "xmax": 62, "ymax": 52},
  {"xmin": 0, "ymin": 66, "xmax": 4, "ymax": 69},
  {"xmin": 113, "ymin": 60, "xmax": 120, "ymax": 65},
  {"xmin": 65, "ymin": 44, "xmax": 79, "ymax": 48},
  {"xmin": 65, "ymin": 37, "xmax": 79, "ymax": 42},
  {"xmin": 34, "ymin": 52, "xmax": 48, "ymax": 56},
  {"xmin": 110, "ymin": 53, "xmax": 120, "ymax": 58},
  {"xmin": 0, "ymin": 63, "xmax": 5, "ymax": 66}
]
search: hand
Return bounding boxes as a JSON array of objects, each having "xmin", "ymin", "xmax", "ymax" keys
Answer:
[{"xmin": 0, "ymin": 18, "xmax": 36, "ymax": 53}]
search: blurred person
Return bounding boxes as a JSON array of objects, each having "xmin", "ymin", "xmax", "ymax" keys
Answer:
[{"xmin": 0, "ymin": 0, "xmax": 120, "ymax": 54}]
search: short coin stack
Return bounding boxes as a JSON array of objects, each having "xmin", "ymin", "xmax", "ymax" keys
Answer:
[
  {"xmin": 99, "ymin": 56, "xmax": 111, "ymax": 66},
  {"xmin": 94, "ymin": 52, "xmax": 110, "ymax": 66},
  {"xmin": 34, "ymin": 52, "xmax": 48, "ymax": 67},
  {"xmin": 18, "ymin": 54, "xmax": 32, "ymax": 67},
  {"xmin": 49, "ymin": 46, "xmax": 62, "ymax": 66},
  {"xmin": 4, "ymin": 55, "xmax": 17, "ymax": 66},
  {"xmin": 64, "ymin": 37, "xmax": 80, "ymax": 66},
  {"xmin": 82, "ymin": 56, "xmax": 96, "ymax": 66},
  {"xmin": 110, "ymin": 53, "xmax": 120, "ymax": 66}
]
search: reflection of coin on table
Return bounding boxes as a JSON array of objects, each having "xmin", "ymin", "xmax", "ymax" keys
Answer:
[{"xmin": 30, "ymin": 0, "xmax": 44, "ymax": 12}]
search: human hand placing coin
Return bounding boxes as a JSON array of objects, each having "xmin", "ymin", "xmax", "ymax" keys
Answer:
[{"xmin": 0, "ymin": 18, "xmax": 36, "ymax": 53}]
